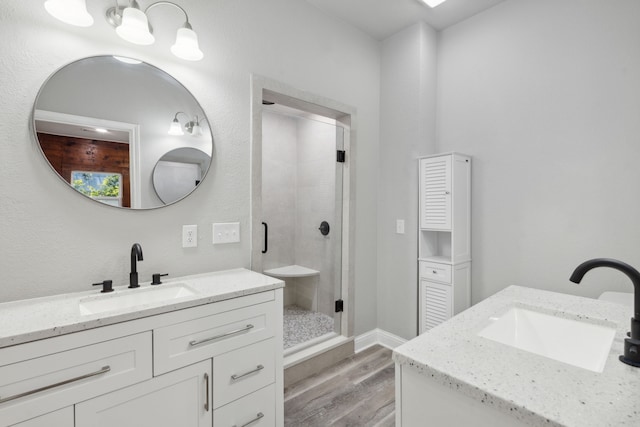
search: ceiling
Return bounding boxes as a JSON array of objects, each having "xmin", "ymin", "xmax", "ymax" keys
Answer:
[{"xmin": 305, "ymin": 0, "xmax": 508, "ymax": 40}]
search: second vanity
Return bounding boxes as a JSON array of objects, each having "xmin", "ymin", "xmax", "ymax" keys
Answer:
[
  {"xmin": 394, "ymin": 285, "xmax": 640, "ymax": 427},
  {"xmin": 0, "ymin": 268, "xmax": 284, "ymax": 427}
]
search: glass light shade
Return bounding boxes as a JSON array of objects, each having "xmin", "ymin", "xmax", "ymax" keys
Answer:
[
  {"xmin": 189, "ymin": 124, "xmax": 202, "ymax": 136},
  {"xmin": 116, "ymin": 7, "xmax": 155, "ymax": 45},
  {"xmin": 170, "ymin": 27, "xmax": 204, "ymax": 61},
  {"xmin": 44, "ymin": 0, "xmax": 94, "ymax": 27},
  {"xmin": 168, "ymin": 119, "xmax": 184, "ymax": 136}
]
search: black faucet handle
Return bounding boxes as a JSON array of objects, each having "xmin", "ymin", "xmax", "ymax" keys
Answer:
[
  {"xmin": 92, "ymin": 280, "xmax": 114, "ymax": 293},
  {"xmin": 151, "ymin": 273, "xmax": 168, "ymax": 285}
]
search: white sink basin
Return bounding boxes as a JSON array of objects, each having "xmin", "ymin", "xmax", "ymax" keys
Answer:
[
  {"xmin": 477, "ymin": 306, "xmax": 616, "ymax": 373},
  {"xmin": 79, "ymin": 283, "xmax": 197, "ymax": 315}
]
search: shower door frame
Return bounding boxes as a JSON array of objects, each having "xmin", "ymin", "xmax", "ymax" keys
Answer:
[{"xmin": 250, "ymin": 75, "xmax": 355, "ymax": 349}]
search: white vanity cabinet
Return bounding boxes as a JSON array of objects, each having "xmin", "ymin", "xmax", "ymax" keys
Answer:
[
  {"xmin": 0, "ymin": 287, "xmax": 283, "ymax": 427},
  {"xmin": 418, "ymin": 153, "xmax": 471, "ymax": 333}
]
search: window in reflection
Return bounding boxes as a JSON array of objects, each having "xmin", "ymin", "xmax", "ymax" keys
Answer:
[{"xmin": 71, "ymin": 171, "xmax": 123, "ymax": 207}]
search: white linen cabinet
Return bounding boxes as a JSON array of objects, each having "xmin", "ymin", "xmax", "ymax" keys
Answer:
[{"xmin": 418, "ymin": 153, "xmax": 471, "ymax": 333}]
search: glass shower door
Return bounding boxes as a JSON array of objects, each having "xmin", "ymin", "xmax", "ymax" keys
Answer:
[{"xmin": 261, "ymin": 106, "xmax": 345, "ymax": 352}]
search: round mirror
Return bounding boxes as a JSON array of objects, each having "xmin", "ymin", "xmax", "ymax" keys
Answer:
[
  {"xmin": 153, "ymin": 147, "xmax": 211, "ymax": 205},
  {"xmin": 32, "ymin": 56, "xmax": 213, "ymax": 209}
]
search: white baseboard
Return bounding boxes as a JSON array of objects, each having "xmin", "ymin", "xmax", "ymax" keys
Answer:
[{"xmin": 354, "ymin": 328, "xmax": 407, "ymax": 353}]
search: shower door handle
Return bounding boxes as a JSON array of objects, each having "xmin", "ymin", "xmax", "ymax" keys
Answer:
[{"xmin": 261, "ymin": 222, "xmax": 268, "ymax": 254}]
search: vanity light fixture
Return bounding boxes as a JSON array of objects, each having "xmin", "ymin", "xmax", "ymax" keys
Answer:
[
  {"xmin": 168, "ymin": 112, "xmax": 206, "ymax": 136},
  {"xmin": 106, "ymin": 1, "xmax": 204, "ymax": 61},
  {"xmin": 420, "ymin": 0, "xmax": 448, "ymax": 8},
  {"xmin": 44, "ymin": 0, "xmax": 94, "ymax": 27}
]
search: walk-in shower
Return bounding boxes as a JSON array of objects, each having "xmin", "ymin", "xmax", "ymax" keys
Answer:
[{"xmin": 260, "ymin": 102, "xmax": 345, "ymax": 357}]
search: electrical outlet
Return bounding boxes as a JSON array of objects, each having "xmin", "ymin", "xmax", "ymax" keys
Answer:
[
  {"xmin": 182, "ymin": 225, "xmax": 198, "ymax": 248},
  {"xmin": 212, "ymin": 222, "xmax": 240, "ymax": 244},
  {"xmin": 396, "ymin": 219, "xmax": 405, "ymax": 234}
]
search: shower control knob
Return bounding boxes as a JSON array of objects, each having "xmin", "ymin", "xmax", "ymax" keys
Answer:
[{"xmin": 319, "ymin": 221, "xmax": 330, "ymax": 236}]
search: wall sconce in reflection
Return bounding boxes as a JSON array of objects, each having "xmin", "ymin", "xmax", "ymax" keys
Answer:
[
  {"xmin": 43, "ymin": 0, "xmax": 203, "ymax": 61},
  {"xmin": 168, "ymin": 112, "xmax": 206, "ymax": 136}
]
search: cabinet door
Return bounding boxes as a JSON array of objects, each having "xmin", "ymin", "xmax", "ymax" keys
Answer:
[
  {"xmin": 9, "ymin": 407, "xmax": 73, "ymax": 427},
  {"xmin": 420, "ymin": 156, "xmax": 452, "ymax": 230},
  {"xmin": 75, "ymin": 360, "xmax": 212, "ymax": 427},
  {"xmin": 419, "ymin": 280, "xmax": 452, "ymax": 333}
]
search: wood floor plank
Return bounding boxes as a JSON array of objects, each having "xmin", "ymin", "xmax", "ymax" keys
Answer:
[
  {"xmin": 284, "ymin": 348, "xmax": 392, "ymax": 415},
  {"xmin": 284, "ymin": 345, "xmax": 395, "ymax": 426},
  {"xmin": 284, "ymin": 345, "xmax": 383, "ymax": 401}
]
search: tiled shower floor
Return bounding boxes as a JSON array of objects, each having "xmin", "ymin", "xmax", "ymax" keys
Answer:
[{"xmin": 283, "ymin": 305, "xmax": 335, "ymax": 349}]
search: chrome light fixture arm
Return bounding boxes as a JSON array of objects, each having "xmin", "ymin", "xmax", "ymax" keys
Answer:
[
  {"xmin": 145, "ymin": 1, "xmax": 191, "ymax": 26},
  {"xmin": 107, "ymin": 0, "xmax": 189, "ymax": 26}
]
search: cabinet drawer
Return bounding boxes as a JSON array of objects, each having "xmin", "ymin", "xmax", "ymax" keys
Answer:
[
  {"xmin": 213, "ymin": 338, "xmax": 275, "ymax": 409},
  {"xmin": 0, "ymin": 332, "xmax": 151, "ymax": 427},
  {"xmin": 214, "ymin": 384, "xmax": 275, "ymax": 427},
  {"xmin": 420, "ymin": 261, "xmax": 451, "ymax": 284},
  {"xmin": 154, "ymin": 300, "xmax": 276, "ymax": 375}
]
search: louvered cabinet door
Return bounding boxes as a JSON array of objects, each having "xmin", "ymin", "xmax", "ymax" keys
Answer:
[
  {"xmin": 420, "ymin": 156, "xmax": 452, "ymax": 230},
  {"xmin": 420, "ymin": 280, "xmax": 452, "ymax": 332}
]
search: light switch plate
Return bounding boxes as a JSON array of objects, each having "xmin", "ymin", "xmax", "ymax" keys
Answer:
[
  {"xmin": 213, "ymin": 222, "xmax": 240, "ymax": 244},
  {"xmin": 396, "ymin": 219, "xmax": 405, "ymax": 234},
  {"xmin": 182, "ymin": 225, "xmax": 198, "ymax": 248}
]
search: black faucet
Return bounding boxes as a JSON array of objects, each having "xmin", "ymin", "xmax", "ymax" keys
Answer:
[
  {"xmin": 570, "ymin": 258, "xmax": 640, "ymax": 368},
  {"xmin": 129, "ymin": 243, "xmax": 144, "ymax": 289}
]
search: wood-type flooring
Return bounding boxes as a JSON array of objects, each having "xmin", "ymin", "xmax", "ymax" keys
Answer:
[{"xmin": 284, "ymin": 345, "xmax": 395, "ymax": 426}]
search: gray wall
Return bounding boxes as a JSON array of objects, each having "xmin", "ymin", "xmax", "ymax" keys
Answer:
[
  {"xmin": 0, "ymin": 0, "xmax": 381, "ymax": 338},
  {"xmin": 376, "ymin": 0, "xmax": 640, "ymax": 341},
  {"xmin": 377, "ymin": 22, "xmax": 438, "ymax": 339},
  {"xmin": 437, "ymin": 0, "xmax": 640, "ymax": 303}
]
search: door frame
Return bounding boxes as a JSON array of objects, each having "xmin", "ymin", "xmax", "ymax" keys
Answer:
[{"xmin": 250, "ymin": 75, "xmax": 356, "ymax": 340}]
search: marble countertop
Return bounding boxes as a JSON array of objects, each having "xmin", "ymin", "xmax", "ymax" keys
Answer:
[
  {"xmin": 0, "ymin": 268, "xmax": 284, "ymax": 348},
  {"xmin": 393, "ymin": 286, "xmax": 640, "ymax": 427}
]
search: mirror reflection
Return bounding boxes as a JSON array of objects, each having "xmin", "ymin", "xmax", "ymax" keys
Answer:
[
  {"xmin": 33, "ymin": 56, "xmax": 213, "ymax": 209},
  {"xmin": 153, "ymin": 147, "xmax": 211, "ymax": 205}
]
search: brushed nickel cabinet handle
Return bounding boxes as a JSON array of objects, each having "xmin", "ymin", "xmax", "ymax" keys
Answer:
[
  {"xmin": 232, "ymin": 412, "xmax": 264, "ymax": 427},
  {"xmin": 0, "ymin": 365, "xmax": 111, "ymax": 405},
  {"xmin": 230, "ymin": 364, "xmax": 264, "ymax": 381},
  {"xmin": 189, "ymin": 324, "xmax": 254, "ymax": 347},
  {"xmin": 204, "ymin": 372, "xmax": 210, "ymax": 412}
]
